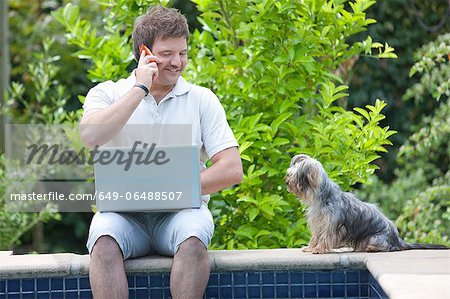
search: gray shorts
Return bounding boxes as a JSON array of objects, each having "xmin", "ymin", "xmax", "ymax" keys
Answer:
[{"xmin": 86, "ymin": 205, "xmax": 214, "ymax": 259}]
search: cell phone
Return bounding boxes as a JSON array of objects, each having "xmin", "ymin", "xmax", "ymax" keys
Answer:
[{"xmin": 139, "ymin": 44, "xmax": 157, "ymax": 63}]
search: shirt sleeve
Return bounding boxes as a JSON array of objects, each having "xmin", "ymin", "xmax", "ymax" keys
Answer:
[
  {"xmin": 82, "ymin": 81, "xmax": 115, "ymax": 116},
  {"xmin": 200, "ymin": 89, "xmax": 239, "ymax": 159}
]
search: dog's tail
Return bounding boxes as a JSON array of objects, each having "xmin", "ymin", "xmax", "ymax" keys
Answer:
[{"xmin": 401, "ymin": 241, "xmax": 449, "ymax": 250}]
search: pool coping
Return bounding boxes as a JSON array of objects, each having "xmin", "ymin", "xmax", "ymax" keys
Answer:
[{"xmin": 0, "ymin": 249, "xmax": 449, "ymax": 298}]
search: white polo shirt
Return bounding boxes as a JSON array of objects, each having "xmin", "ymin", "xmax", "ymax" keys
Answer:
[{"xmin": 83, "ymin": 73, "xmax": 238, "ymax": 203}]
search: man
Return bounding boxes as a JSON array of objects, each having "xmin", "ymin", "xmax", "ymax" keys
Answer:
[{"xmin": 79, "ymin": 5, "xmax": 242, "ymax": 299}]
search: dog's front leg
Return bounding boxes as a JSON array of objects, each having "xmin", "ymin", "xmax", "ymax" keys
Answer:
[
  {"xmin": 302, "ymin": 233, "xmax": 319, "ymax": 252},
  {"xmin": 311, "ymin": 236, "xmax": 333, "ymax": 254}
]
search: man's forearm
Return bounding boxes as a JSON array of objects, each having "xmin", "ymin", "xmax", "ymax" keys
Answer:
[
  {"xmin": 200, "ymin": 163, "xmax": 242, "ymax": 195},
  {"xmin": 200, "ymin": 147, "xmax": 243, "ymax": 195},
  {"xmin": 79, "ymin": 87, "xmax": 146, "ymax": 147}
]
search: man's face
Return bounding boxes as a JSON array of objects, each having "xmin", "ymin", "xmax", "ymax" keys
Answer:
[{"xmin": 151, "ymin": 36, "xmax": 188, "ymax": 87}]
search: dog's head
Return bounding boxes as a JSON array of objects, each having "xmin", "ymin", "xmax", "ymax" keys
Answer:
[{"xmin": 285, "ymin": 154, "xmax": 324, "ymax": 204}]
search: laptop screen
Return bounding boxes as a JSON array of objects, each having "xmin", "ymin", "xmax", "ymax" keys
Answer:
[{"xmin": 93, "ymin": 143, "xmax": 201, "ymax": 212}]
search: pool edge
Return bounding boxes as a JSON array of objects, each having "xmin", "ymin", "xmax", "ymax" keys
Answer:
[{"xmin": 0, "ymin": 248, "xmax": 449, "ymax": 298}]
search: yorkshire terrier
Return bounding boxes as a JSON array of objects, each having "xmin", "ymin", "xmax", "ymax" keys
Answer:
[{"xmin": 285, "ymin": 154, "xmax": 448, "ymax": 253}]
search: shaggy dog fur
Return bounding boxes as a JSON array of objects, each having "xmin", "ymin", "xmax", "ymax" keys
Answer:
[{"xmin": 285, "ymin": 154, "xmax": 448, "ymax": 253}]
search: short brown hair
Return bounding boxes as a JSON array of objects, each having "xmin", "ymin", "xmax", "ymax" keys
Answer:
[{"xmin": 132, "ymin": 5, "xmax": 189, "ymax": 61}]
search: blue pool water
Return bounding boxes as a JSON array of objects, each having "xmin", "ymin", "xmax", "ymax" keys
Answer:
[{"xmin": 0, "ymin": 269, "xmax": 387, "ymax": 298}]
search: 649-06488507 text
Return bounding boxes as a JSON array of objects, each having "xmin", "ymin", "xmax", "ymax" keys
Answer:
[{"xmin": 96, "ymin": 191, "xmax": 183, "ymax": 201}]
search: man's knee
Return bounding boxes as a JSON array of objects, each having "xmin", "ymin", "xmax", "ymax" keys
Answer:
[
  {"xmin": 91, "ymin": 235, "xmax": 123, "ymax": 261},
  {"xmin": 177, "ymin": 237, "xmax": 208, "ymax": 259}
]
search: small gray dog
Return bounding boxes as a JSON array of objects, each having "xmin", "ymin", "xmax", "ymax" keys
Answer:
[{"xmin": 285, "ymin": 154, "xmax": 448, "ymax": 253}]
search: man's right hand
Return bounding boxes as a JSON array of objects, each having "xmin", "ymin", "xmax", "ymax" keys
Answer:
[{"xmin": 135, "ymin": 49, "xmax": 159, "ymax": 90}]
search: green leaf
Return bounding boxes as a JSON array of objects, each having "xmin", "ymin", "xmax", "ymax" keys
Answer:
[
  {"xmin": 272, "ymin": 138, "xmax": 291, "ymax": 147},
  {"xmin": 255, "ymin": 230, "xmax": 272, "ymax": 239},
  {"xmin": 235, "ymin": 224, "xmax": 258, "ymax": 240},
  {"xmin": 354, "ymin": 107, "xmax": 370, "ymax": 121},
  {"xmin": 62, "ymin": 3, "xmax": 79, "ymax": 26},
  {"xmin": 270, "ymin": 112, "xmax": 292, "ymax": 133},
  {"xmin": 248, "ymin": 208, "xmax": 259, "ymax": 222},
  {"xmin": 260, "ymin": 204, "xmax": 275, "ymax": 217},
  {"xmin": 239, "ymin": 141, "xmax": 254, "ymax": 155}
]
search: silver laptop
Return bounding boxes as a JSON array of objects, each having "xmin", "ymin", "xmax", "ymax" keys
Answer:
[{"xmin": 94, "ymin": 144, "xmax": 201, "ymax": 212}]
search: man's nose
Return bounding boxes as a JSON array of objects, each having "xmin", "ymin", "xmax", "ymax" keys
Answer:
[{"xmin": 170, "ymin": 54, "xmax": 182, "ymax": 67}]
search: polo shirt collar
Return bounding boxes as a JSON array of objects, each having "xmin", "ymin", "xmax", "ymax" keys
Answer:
[{"xmin": 171, "ymin": 76, "xmax": 192, "ymax": 97}]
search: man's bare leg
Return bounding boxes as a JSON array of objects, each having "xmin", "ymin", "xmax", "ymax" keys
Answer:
[
  {"xmin": 89, "ymin": 236, "xmax": 128, "ymax": 299},
  {"xmin": 170, "ymin": 237, "xmax": 210, "ymax": 299}
]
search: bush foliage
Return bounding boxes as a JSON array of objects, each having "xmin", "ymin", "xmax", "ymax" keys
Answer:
[
  {"xmin": 357, "ymin": 33, "xmax": 450, "ymax": 245},
  {"xmin": 348, "ymin": 0, "xmax": 450, "ymax": 182},
  {"xmin": 0, "ymin": 153, "xmax": 59, "ymax": 250},
  {"xmin": 1, "ymin": 38, "xmax": 77, "ymax": 250},
  {"xmin": 182, "ymin": 0, "xmax": 397, "ymax": 249}
]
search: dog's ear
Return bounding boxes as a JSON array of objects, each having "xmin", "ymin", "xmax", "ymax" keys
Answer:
[
  {"xmin": 300, "ymin": 165, "xmax": 312, "ymax": 188},
  {"xmin": 302, "ymin": 162, "xmax": 322, "ymax": 194}
]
